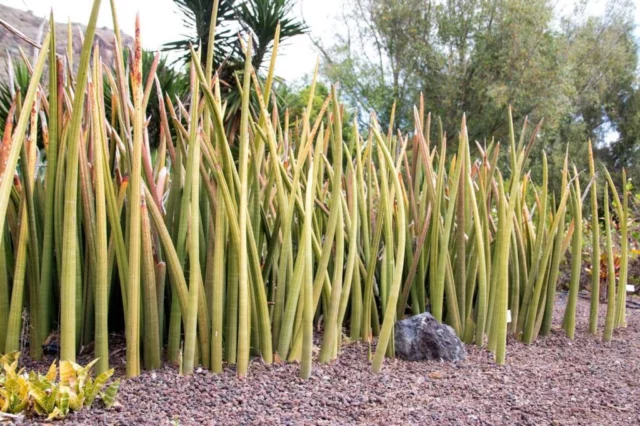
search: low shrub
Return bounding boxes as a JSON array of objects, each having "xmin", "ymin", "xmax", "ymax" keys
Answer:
[{"xmin": 0, "ymin": 352, "xmax": 120, "ymax": 420}]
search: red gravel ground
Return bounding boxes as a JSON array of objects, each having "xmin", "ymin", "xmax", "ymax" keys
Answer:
[{"xmin": 16, "ymin": 296, "xmax": 640, "ymax": 425}]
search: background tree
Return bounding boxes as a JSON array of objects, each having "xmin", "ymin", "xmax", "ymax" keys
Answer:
[
  {"xmin": 277, "ymin": 80, "xmax": 355, "ymax": 141},
  {"xmin": 315, "ymin": 0, "xmax": 639, "ymax": 191}
]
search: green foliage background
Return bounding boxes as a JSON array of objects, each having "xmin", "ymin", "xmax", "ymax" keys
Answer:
[{"xmin": 314, "ymin": 0, "xmax": 639, "ymax": 192}]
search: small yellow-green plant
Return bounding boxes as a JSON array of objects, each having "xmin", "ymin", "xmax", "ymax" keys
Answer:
[{"xmin": 0, "ymin": 352, "xmax": 120, "ymax": 420}]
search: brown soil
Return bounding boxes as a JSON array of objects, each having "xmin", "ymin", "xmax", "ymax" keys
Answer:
[{"xmin": 15, "ymin": 297, "xmax": 640, "ymax": 425}]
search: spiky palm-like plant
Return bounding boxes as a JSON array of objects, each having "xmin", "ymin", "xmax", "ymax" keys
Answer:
[{"xmin": 164, "ymin": 0, "xmax": 306, "ymax": 129}]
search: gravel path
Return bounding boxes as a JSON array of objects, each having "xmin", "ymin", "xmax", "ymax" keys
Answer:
[{"xmin": 19, "ymin": 297, "xmax": 640, "ymax": 425}]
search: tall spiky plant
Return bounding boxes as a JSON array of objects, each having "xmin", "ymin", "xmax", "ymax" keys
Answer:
[
  {"xmin": 0, "ymin": 1, "xmax": 629, "ymax": 378},
  {"xmin": 124, "ymin": 14, "xmax": 144, "ymax": 377},
  {"xmin": 236, "ymin": 38, "xmax": 253, "ymax": 378},
  {"xmin": 603, "ymin": 185, "xmax": 616, "ymax": 342},
  {"xmin": 588, "ymin": 142, "xmax": 600, "ymax": 334},
  {"xmin": 58, "ymin": 0, "xmax": 102, "ymax": 362}
]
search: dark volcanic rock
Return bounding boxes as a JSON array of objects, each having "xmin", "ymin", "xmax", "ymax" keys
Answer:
[{"xmin": 394, "ymin": 312, "xmax": 466, "ymax": 362}]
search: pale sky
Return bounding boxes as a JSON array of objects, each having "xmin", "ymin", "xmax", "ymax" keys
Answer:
[{"xmin": 1, "ymin": 0, "xmax": 638, "ymax": 83}]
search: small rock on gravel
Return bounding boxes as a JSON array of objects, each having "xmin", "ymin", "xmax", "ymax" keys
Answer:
[{"xmin": 394, "ymin": 312, "xmax": 466, "ymax": 362}]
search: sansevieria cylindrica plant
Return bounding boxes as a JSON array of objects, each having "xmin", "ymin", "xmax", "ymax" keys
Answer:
[{"xmin": 0, "ymin": 0, "xmax": 629, "ymax": 381}]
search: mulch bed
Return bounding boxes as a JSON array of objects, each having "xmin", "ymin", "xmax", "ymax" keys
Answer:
[{"xmin": 14, "ymin": 296, "xmax": 640, "ymax": 425}]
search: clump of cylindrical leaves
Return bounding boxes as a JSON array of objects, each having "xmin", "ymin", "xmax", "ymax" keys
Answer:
[{"xmin": 0, "ymin": 0, "xmax": 630, "ymax": 381}]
